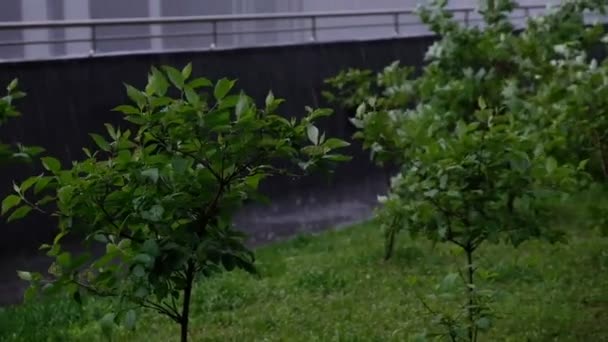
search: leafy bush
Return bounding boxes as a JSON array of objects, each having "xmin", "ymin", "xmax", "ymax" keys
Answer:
[
  {"xmin": 3, "ymin": 63, "xmax": 349, "ymax": 341},
  {"xmin": 326, "ymin": 0, "xmax": 607, "ymax": 340}
]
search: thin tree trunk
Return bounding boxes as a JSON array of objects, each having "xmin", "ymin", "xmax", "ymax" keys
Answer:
[
  {"xmin": 180, "ymin": 261, "xmax": 195, "ymax": 342},
  {"xmin": 466, "ymin": 248, "xmax": 476, "ymax": 342},
  {"xmin": 592, "ymin": 130, "xmax": 608, "ymax": 180},
  {"xmin": 384, "ymin": 223, "xmax": 397, "ymax": 261}
]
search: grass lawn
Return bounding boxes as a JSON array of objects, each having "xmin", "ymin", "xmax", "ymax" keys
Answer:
[{"xmin": 1, "ymin": 214, "xmax": 608, "ymax": 341}]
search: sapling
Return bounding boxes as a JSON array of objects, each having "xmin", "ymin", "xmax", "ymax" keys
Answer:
[
  {"xmin": 3, "ymin": 64, "xmax": 350, "ymax": 341},
  {"xmin": 377, "ymin": 102, "xmax": 578, "ymax": 340},
  {"xmin": 326, "ymin": 0, "xmax": 596, "ymax": 339}
]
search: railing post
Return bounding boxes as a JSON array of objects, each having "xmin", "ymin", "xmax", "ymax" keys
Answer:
[
  {"xmin": 90, "ymin": 24, "xmax": 96, "ymax": 56},
  {"xmin": 524, "ymin": 7, "xmax": 530, "ymax": 19},
  {"xmin": 464, "ymin": 10, "xmax": 470, "ymax": 27},
  {"xmin": 393, "ymin": 13, "xmax": 399, "ymax": 36},
  {"xmin": 211, "ymin": 20, "xmax": 217, "ymax": 49},
  {"xmin": 310, "ymin": 16, "xmax": 317, "ymax": 41}
]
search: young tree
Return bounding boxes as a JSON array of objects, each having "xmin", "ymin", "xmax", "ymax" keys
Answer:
[
  {"xmin": 327, "ymin": 0, "xmax": 604, "ymax": 339},
  {"xmin": 327, "ymin": 0, "xmax": 607, "ymax": 259},
  {"xmin": 376, "ymin": 101, "xmax": 580, "ymax": 340},
  {"xmin": 3, "ymin": 64, "xmax": 350, "ymax": 341}
]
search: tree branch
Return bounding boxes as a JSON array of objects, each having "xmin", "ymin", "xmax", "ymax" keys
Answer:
[
  {"xmin": 72, "ymin": 278, "xmax": 181, "ymax": 322},
  {"xmin": 19, "ymin": 194, "xmax": 48, "ymax": 214},
  {"xmin": 147, "ymin": 130, "xmax": 223, "ymax": 182}
]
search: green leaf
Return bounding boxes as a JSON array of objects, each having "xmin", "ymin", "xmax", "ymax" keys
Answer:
[
  {"xmin": 146, "ymin": 67, "xmax": 169, "ymax": 96},
  {"xmin": 133, "ymin": 254, "xmax": 154, "ymax": 267},
  {"xmin": 7, "ymin": 78, "xmax": 18, "ymax": 91},
  {"xmin": 301, "ymin": 145, "xmax": 328, "ymax": 157},
  {"xmin": 124, "ymin": 310, "xmax": 137, "ymax": 330},
  {"xmin": 104, "ymin": 124, "xmax": 117, "ymax": 140},
  {"xmin": 162, "ymin": 65, "xmax": 185, "ymax": 89},
  {"xmin": 125, "ymin": 84, "xmax": 147, "ymax": 109},
  {"xmin": 41, "ymin": 157, "xmax": 61, "ymax": 173},
  {"xmin": 214, "ymin": 78, "xmax": 236, "ymax": 101},
  {"xmin": 307, "ymin": 125, "xmax": 320, "ymax": 145},
  {"xmin": 22, "ymin": 146, "xmax": 45, "ymax": 157},
  {"xmin": 309, "ymin": 108, "xmax": 333, "ymax": 121},
  {"xmin": 134, "ymin": 287, "xmax": 148, "ymax": 298},
  {"xmin": 10, "ymin": 91, "xmax": 25, "ymax": 100},
  {"xmin": 478, "ymin": 96, "xmax": 487, "ymax": 110},
  {"xmin": 16, "ymin": 270, "xmax": 31, "ymax": 281},
  {"xmin": 218, "ymin": 95, "xmax": 240, "ymax": 110},
  {"xmin": 577, "ymin": 159, "xmax": 589, "ymax": 171},
  {"xmin": 171, "ymin": 157, "xmax": 189, "ymax": 174},
  {"xmin": 476, "ymin": 317, "xmax": 492, "ymax": 330},
  {"xmin": 132, "ymin": 265, "xmax": 146, "ymax": 278},
  {"xmin": 356, "ymin": 103, "xmax": 366, "ymax": 117},
  {"xmin": 90, "ymin": 133, "xmax": 111, "ymax": 152},
  {"xmin": 2, "ymin": 194, "xmax": 21, "ymax": 215},
  {"xmin": 57, "ymin": 252, "xmax": 72, "ymax": 268},
  {"xmin": 99, "ymin": 313, "xmax": 116, "ymax": 337},
  {"xmin": 7, "ymin": 206, "xmax": 32, "ymax": 222},
  {"xmin": 142, "ymin": 204, "xmax": 164, "ymax": 222},
  {"xmin": 20, "ymin": 175, "xmax": 39, "ymax": 193},
  {"xmin": 245, "ymin": 173, "xmax": 265, "ymax": 189},
  {"xmin": 23, "ymin": 287, "xmax": 37, "ymax": 302},
  {"xmin": 265, "ymin": 91, "xmax": 275, "ymax": 109},
  {"xmin": 423, "ymin": 189, "xmax": 439, "ymax": 198},
  {"xmin": 142, "ymin": 239, "xmax": 160, "ymax": 257},
  {"xmin": 182, "ymin": 62, "xmax": 193, "ymax": 80},
  {"xmin": 322, "ymin": 154, "xmax": 352, "ymax": 162},
  {"xmin": 36, "ymin": 195, "xmax": 55, "ymax": 206},
  {"xmin": 439, "ymin": 273, "xmax": 459, "ymax": 291},
  {"xmin": 118, "ymin": 239, "xmax": 131, "ymax": 250},
  {"xmin": 204, "ymin": 110, "xmax": 230, "ymax": 130},
  {"xmin": 545, "ymin": 156, "xmax": 557, "ymax": 174},
  {"xmin": 235, "ymin": 93, "xmax": 248, "ymax": 119},
  {"xmin": 112, "ymin": 105, "xmax": 140, "ymax": 115},
  {"xmin": 323, "ymin": 138, "xmax": 350, "ymax": 150},
  {"xmin": 141, "ymin": 168, "xmax": 159, "ymax": 183},
  {"xmin": 188, "ymin": 77, "xmax": 212, "ymax": 89},
  {"xmin": 439, "ymin": 174, "xmax": 448, "ymax": 189},
  {"xmin": 184, "ymin": 87, "xmax": 200, "ymax": 105}
]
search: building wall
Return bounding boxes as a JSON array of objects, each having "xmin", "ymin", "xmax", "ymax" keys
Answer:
[
  {"xmin": 90, "ymin": 0, "xmax": 150, "ymax": 53},
  {"xmin": 0, "ymin": 1, "xmax": 558, "ymax": 60},
  {"xmin": 0, "ymin": 0, "xmax": 22, "ymax": 59}
]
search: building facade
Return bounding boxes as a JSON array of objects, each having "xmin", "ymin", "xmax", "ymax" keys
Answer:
[{"xmin": 0, "ymin": 0, "xmax": 553, "ymax": 61}]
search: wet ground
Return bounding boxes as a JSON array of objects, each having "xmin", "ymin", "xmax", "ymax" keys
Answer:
[{"xmin": 0, "ymin": 174, "xmax": 387, "ymax": 306}]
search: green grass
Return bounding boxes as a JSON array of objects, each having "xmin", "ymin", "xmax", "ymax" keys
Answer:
[{"xmin": 1, "ymin": 218, "xmax": 608, "ymax": 341}]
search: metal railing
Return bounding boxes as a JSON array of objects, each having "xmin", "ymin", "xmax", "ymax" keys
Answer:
[{"xmin": 0, "ymin": 4, "xmax": 574, "ymax": 62}]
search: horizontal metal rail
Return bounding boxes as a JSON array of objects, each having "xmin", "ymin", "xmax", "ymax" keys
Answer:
[
  {"xmin": 0, "ymin": 4, "xmax": 586, "ymax": 62},
  {"xmin": 0, "ymin": 6, "xmax": 546, "ymax": 29},
  {"xmin": 0, "ymin": 20, "xmax": 445, "ymax": 48}
]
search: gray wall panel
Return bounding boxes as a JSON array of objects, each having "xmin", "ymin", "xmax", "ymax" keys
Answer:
[
  {"xmin": 0, "ymin": 0, "xmax": 23, "ymax": 60},
  {"xmin": 90, "ymin": 0, "xmax": 151, "ymax": 52}
]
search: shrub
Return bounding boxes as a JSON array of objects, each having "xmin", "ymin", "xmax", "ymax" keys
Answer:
[
  {"xmin": 3, "ymin": 64, "xmax": 350, "ymax": 341},
  {"xmin": 326, "ymin": 0, "xmax": 607, "ymax": 339}
]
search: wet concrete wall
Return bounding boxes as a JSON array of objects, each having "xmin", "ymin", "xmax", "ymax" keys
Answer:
[{"xmin": 0, "ymin": 35, "xmax": 435, "ymax": 256}]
